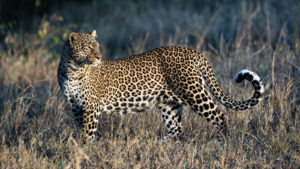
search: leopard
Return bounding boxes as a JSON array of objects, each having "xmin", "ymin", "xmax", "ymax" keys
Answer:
[{"xmin": 57, "ymin": 30, "xmax": 264, "ymax": 142}]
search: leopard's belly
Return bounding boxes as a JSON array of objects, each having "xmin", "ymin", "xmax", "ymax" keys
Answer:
[{"xmin": 101, "ymin": 92, "xmax": 160, "ymax": 115}]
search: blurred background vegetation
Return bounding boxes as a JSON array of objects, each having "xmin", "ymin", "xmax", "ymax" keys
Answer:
[{"xmin": 1, "ymin": 0, "xmax": 300, "ymax": 58}]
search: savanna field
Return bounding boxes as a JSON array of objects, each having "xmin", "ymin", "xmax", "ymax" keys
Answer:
[{"xmin": 0, "ymin": 0, "xmax": 299, "ymax": 168}]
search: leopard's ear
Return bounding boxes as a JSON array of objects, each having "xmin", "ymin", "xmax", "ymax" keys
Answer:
[
  {"xmin": 90, "ymin": 30, "xmax": 97, "ymax": 38},
  {"xmin": 69, "ymin": 32, "xmax": 78, "ymax": 47}
]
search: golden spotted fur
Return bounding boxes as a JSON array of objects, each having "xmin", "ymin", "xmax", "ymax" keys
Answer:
[{"xmin": 57, "ymin": 30, "xmax": 264, "ymax": 142}]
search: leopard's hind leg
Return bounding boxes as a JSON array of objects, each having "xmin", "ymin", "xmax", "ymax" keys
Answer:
[
  {"xmin": 180, "ymin": 76, "xmax": 228, "ymax": 139},
  {"xmin": 158, "ymin": 101, "xmax": 183, "ymax": 141}
]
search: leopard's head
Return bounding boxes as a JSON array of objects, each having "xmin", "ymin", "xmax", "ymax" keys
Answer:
[{"xmin": 64, "ymin": 30, "xmax": 102, "ymax": 66}]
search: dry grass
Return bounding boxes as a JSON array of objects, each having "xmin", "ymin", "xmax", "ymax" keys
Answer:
[{"xmin": 0, "ymin": 1, "xmax": 299, "ymax": 168}]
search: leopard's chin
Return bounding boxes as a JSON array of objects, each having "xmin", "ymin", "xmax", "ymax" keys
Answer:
[{"xmin": 88, "ymin": 57, "xmax": 101, "ymax": 66}]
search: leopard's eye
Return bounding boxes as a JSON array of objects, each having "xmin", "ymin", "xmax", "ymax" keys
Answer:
[{"xmin": 88, "ymin": 45, "xmax": 93, "ymax": 50}]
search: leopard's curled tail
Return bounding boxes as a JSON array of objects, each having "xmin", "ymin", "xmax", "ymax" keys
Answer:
[{"xmin": 200, "ymin": 57, "xmax": 264, "ymax": 110}]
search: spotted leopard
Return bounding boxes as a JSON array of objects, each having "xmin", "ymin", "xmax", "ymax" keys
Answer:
[{"xmin": 57, "ymin": 30, "xmax": 264, "ymax": 142}]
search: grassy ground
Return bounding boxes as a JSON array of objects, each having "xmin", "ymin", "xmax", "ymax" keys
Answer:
[{"xmin": 0, "ymin": 0, "xmax": 299, "ymax": 168}]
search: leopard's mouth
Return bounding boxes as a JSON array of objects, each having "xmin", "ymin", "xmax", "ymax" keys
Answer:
[{"xmin": 87, "ymin": 56, "xmax": 98, "ymax": 64}]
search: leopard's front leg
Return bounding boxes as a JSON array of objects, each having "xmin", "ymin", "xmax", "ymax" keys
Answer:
[{"xmin": 82, "ymin": 109, "xmax": 99, "ymax": 143}]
